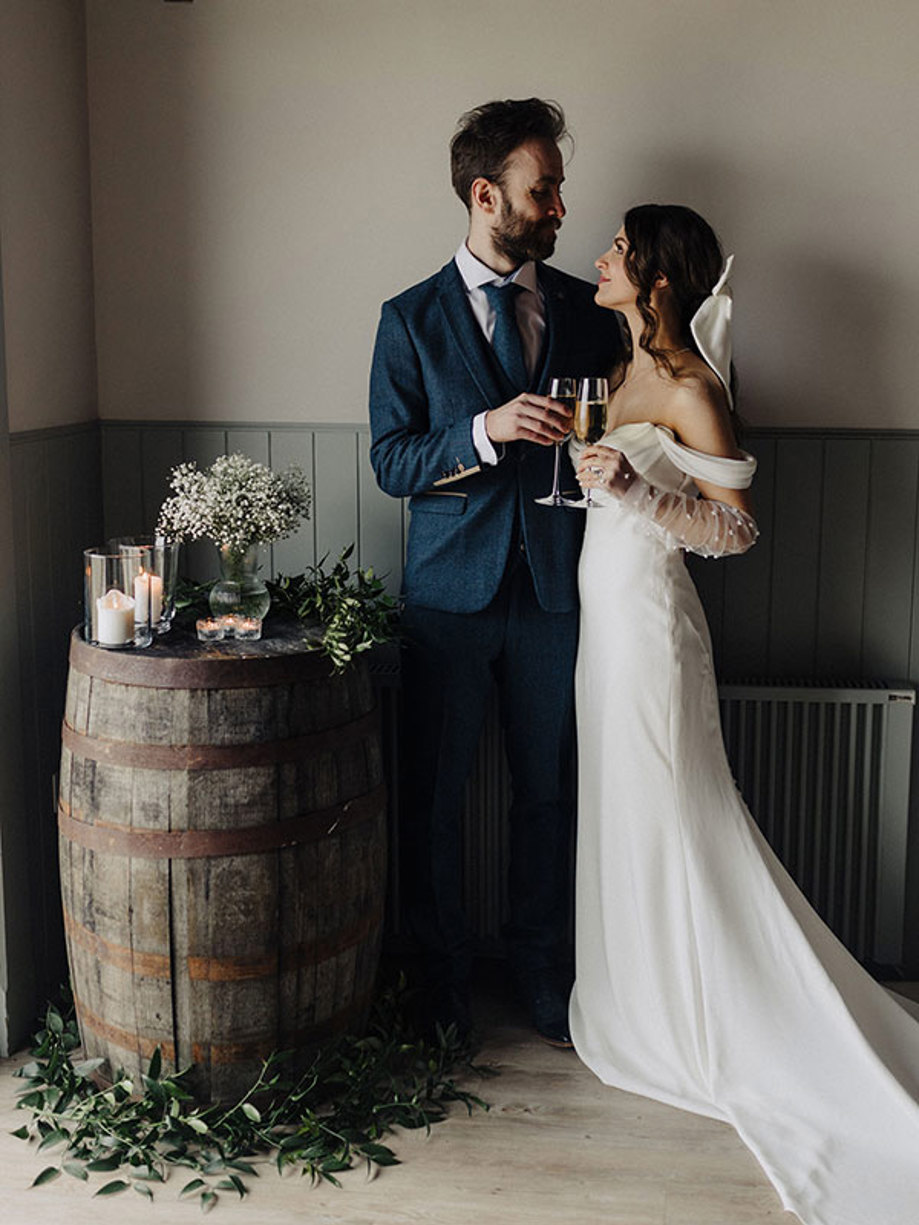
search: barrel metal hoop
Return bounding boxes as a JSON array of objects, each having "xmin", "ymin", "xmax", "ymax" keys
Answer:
[
  {"xmin": 58, "ymin": 782, "xmax": 386, "ymax": 859},
  {"xmin": 189, "ymin": 988, "xmax": 377, "ymax": 1065},
  {"xmin": 60, "ymin": 709, "xmax": 379, "ymax": 770},
  {"xmin": 77, "ymin": 988, "xmax": 376, "ymax": 1073},
  {"xmin": 62, "ymin": 904, "xmax": 385, "ymax": 982},
  {"xmin": 74, "ymin": 993, "xmax": 177, "ymax": 1063}
]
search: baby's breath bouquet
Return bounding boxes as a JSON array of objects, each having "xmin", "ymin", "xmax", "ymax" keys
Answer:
[
  {"xmin": 158, "ymin": 454, "xmax": 311, "ymax": 620},
  {"xmin": 157, "ymin": 453, "xmax": 310, "ymax": 553}
]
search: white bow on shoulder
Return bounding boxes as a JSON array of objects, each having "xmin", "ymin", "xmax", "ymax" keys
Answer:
[{"xmin": 690, "ymin": 254, "xmax": 734, "ymax": 409}]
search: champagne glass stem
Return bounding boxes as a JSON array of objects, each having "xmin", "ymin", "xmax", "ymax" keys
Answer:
[{"xmin": 550, "ymin": 441, "xmax": 562, "ymax": 503}]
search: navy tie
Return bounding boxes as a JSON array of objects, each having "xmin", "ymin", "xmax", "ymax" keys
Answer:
[{"xmin": 483, "ymin": 281, "xmax": 528, "ymax": 390}]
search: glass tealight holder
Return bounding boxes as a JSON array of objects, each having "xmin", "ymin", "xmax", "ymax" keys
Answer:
[
  {"xmin": 109, "ymin": 536, "xmax": 180, "ymax": 634},
  {"xmin": 232, "ymin": 616, "xmax": 263, "ymax": 641},
  {"xmin": 196, "ymin": 618, "xmax": 226, "ymax": 642},
  {"xmin": 84, "ymin": 546, "xmax": 154, "ymax": 649}
]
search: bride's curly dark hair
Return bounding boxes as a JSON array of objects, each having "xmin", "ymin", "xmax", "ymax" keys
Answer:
[{"xmin": 622, "ymin": 204, "xmax": 733, "ymax": 397}]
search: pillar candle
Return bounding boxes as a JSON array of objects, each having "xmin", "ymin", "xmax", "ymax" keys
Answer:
[
  {"xmin": 96, "ymin": 589, "xmax": 136, "ymax": 645},
  {"xmin": 134, "ymin": 571, "xmax": 163, "ymax": 624}
]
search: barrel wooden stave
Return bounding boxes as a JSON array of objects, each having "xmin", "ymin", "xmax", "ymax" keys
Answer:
[{"xmin": 59, "ymin": 635, "xmax": 386, "ymax": 1101}]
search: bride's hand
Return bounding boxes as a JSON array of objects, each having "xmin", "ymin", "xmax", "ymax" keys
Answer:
[{"xmin": 577, "ymin": 445, "xmax": 637, "ymax": 498}]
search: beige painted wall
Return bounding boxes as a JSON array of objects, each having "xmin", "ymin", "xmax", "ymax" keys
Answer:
[
  {"xmin": 0, "ymin": 0, "xmax": 96, "ymax": 433},
  {"xmin": 84, "ymin": 0, "xmax": 919, "ymax": 429}
]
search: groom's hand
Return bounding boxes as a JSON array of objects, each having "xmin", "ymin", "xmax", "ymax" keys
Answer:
[{"xmin": 485, "ymin": 394, "xmax": 572, "ymax": 446}]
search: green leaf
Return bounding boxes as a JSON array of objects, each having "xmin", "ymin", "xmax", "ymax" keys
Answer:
[
  {"xmin": 10, "ymin": 1125, "xmax": 30, "ymax": 1140},
  {"xmin": 240, "ymin": 1101, "xmax": 261, "ymax": 1123},
  {"xmin": 38, "ymin": 1127, "xmax": 70, "ymax": 1151},
  {"xmin": 72, "ymin": 1057, "xmax": 106, "ymax": 1078},
  {"xmin": 361, "ymin": 1142, "xmax": 400, "ymax": 1166},
  {"xmin": 17, "ymin": 1091, "xmax": 45, "ymax": 1110},
  {"xmin": 184, "ymin": 1115, "xmax": 209, "ymax": 1135},
  {"xmin": 200, "ymin": 1190, "xmax": 218, "ymax": 1213},
  {"xmin": 180, "ymin": 1178, "xmax": 207, "ymax": 1197},
  {"xmin": 226, "ymin": 1159, "xmax": 259, "ymax": 1176},
  {"xmin": 86, "ymin": 1156, "xmax": 123, "ymax": 1172},
  {"xmin": 147, "ymin": 1046, "xmax": 162, "ymax": 1082},
  {"xmin": 31, "ymin": 1166, "xmax": 61, "ymax": 1187},
  {"xmin": 46, "ymin": 1009, "xmax": 64, "ymax": 1036},
  {"xmin": 133, "ymin": 1182, "xmax": 154, "ymax": 1199},
  {"xmin": 216, "ymin": 1173, "xmax": 247, "ymax": 1198},
  {"xmin": 62, "ymin": 1161, "xmax": 89, "ymax": 1181},
  {"xmin": 94, "ymin": 1179, "xmax": 130, "ymax": 1197},
  {"xmin": 132, "ymin": 1165, "xmax": 166, "ymax": 1182}
]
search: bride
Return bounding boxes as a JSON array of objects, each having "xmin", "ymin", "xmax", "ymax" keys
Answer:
[{"xmin": 568, "ymin": 203, "xmax": 919, "ymax": 1225}]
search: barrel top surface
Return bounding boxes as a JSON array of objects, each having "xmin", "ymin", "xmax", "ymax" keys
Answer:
[{"xmin": 69, "ymin": 621, "xmax": 341, "ymax": 688}]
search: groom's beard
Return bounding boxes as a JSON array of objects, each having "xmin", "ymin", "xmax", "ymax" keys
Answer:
[{"xmin": 492, "ymin": 201, "xmax": 560, "ymax": 265}]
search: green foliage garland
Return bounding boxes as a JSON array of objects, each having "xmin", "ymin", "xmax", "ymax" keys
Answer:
[
  {"xmin": 267, "ymin": 545, "xmax": 399, "ymax": 670},
  {"xmin": 12, "ymin": 984, "xmax": 491, "ymax": 1212},
  {"xmin": 173, "ymin": 546, "xmax": 399, "ymax": 672}
]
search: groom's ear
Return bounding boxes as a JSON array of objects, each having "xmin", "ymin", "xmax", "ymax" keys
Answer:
[
  {"xmin": 654, "ymin": 272, "xmax": 670, "ymax": 289},
  {"xmin": 470, "ymin": 176, "xmax": 499, "ymax": 214}
]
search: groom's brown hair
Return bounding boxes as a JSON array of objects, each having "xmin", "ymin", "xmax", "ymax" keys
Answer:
[{"xmin": 450, "ymin": 98, "xmax": 568, "ymax": 209}]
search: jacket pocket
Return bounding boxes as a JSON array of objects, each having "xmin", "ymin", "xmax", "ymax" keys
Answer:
[{"xmin": 408, "ymin": 491, "xmax": 468, "ymax": 515}]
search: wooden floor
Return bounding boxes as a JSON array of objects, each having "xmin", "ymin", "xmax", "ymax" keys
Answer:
[{"xmin": 0, "ymin": 968, "xmax": 817, "ymax": 1225}]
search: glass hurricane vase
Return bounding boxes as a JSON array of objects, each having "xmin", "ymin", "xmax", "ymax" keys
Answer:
[{"xmin": 208, "ymin": 543, "xmax": 271, "ymax": 620}]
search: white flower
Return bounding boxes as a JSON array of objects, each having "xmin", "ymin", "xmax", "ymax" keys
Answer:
[{"xmin": 157, "ymin": 454, "xmax": 311, "ymax": 552}]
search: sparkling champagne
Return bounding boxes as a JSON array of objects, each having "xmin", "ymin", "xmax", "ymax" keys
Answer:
[{"xmin": 573, "ymin": 398, "xmax": 608, "ymax": 444}]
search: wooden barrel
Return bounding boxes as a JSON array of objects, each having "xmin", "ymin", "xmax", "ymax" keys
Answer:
[{"xmin": 58, "ymin": 626, "xmax": 387, "ymax": 1102}]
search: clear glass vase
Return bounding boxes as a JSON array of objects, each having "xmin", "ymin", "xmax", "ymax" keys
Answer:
[{"xmin": 208, "ymin": 543, "xmax": 271, "ymax": 620}]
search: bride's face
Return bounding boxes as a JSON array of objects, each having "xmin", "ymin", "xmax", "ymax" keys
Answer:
[{"xmin": 595, "ymin": 228, "xmax": 636, "ymax": 310}]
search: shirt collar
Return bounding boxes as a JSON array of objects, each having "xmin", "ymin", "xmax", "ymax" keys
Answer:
[{"xmin": 454, "ymin": 242, "xmax": 539, "ymax": 295}]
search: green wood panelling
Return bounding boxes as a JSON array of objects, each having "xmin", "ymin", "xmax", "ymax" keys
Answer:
[
  {"xmin": 9, "ymin": 424, "xmax": 102, "ymax": 1000},
  {"xmin": 87, "ymin": 422, "xmax": 919, "ymax": 687},
  {"xmin": 11, "ymin": 420, "xmax": 919, "ymax": 984},
  {"xmin": 180, "ymin": 428, "xmax": 227, "ymax": 582},
  {"xmin": 862, "ymin": 440, "xmax": 919, "ymax": 680},
  {"xmin": 720, "ymin": 436, "xmax": 777, "ymax": 678},
  {"xmin": 313, "ymin": 429, "xmax": 360, "ymax": 568},
  {"xmin": 768, "ymin": 438, "xmax": 824, "ymax": 675},
  {"xmin": 270, "ymin": 430, "xmax": 315, "ymax": 577},
  {"xmin": 101, "ymin": 426, "xmax": 144, "ymax": 538},
  {"xmin": 816, "ymin": 439, "xmax": 871, "ymax": 678},
  {"xmin": 358, "ymin": 430, "xmax": 404, "ymax": 588}
]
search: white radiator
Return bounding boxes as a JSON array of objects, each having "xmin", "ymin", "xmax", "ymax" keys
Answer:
[
  {"xmin": 719, "ymin": 682, "xmax": 915, "ymax": 966},
  {"xmin": 373, "ymin": 662, "xmax": 916, "ymax": 968}
]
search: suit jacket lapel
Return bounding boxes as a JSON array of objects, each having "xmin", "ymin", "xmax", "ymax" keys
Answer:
[
  {"xmin": 436, "ymin": 261, "xmax": 512, "ymax": 409},
  {"xmin": 534, "ymin": 264, "xmax": 571, "ymax": 391}
]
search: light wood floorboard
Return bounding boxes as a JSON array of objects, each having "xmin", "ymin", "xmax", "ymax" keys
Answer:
[{"xmin": 0, "ymin": 975, "xmax": 809, "ymax": 1225}]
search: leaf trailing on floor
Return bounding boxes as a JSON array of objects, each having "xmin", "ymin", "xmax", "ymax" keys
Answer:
[{"xmin": 12, "ymin": 980, "xmax": 492, "ymax": 1209}]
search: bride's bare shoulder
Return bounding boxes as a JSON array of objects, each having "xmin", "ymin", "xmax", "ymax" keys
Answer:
[{"xmin": 659, "ymin": 367, "xmax": 739, "ymax": 457}]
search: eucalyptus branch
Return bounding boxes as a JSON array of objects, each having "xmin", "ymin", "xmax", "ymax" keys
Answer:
[
  {"xmin": 268, "ymin": 544, "xmax": 399, "ymax": 671},
  {"xmin": 13, "ymin": 981, "xmax": 491, "ymax": 1211}
]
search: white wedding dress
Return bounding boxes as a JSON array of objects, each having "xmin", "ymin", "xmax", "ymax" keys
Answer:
[{"xmin": 569, "ymin": 421, "xmax": 919, "ymax": 1225}]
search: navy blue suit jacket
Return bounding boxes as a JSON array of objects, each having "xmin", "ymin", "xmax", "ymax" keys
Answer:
[{"xmin": 369, "ymin": 258, "xmax": 622, "ymax": 614}]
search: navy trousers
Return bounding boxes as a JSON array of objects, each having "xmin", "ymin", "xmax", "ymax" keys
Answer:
[{"xmin": 399, "ymin": 552, "xmax": 578, "ymax": 992}]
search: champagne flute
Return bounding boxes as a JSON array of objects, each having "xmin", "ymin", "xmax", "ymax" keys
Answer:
[
  {"xmin": 565, "ymin": 376, "xmax": 609, "ymax": 508},
  {"xmin": 534, "ymin": 376, "xmax": 577, "ymax": 507}
]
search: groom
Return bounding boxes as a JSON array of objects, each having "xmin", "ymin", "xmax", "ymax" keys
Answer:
[{"xmin": 369, "ymin": 98, "xmax": 620, "ymax": 1044}]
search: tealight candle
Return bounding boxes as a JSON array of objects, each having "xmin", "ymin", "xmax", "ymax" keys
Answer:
[
  {"xmin": 96, "ymin": 589, "xmax": 136, "ymax": 646},
  {"xmin": 234, "ymin": 617, "xmax": 262, "ymax": 641},
  {"xmin": 134, "ymin": 570, "xmax": 163, "ymax": 625},
  {"xmin": 196, "ymin": 618, "xmax": 226, "ymax": 642}
]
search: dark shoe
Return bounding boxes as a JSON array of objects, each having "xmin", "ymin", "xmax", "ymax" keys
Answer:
[
  {"xmin": 530, "ymin": 987, "xmax": 574, "ymax": 1048},
  {"xmin": 515, "ymin": 971, "xmax": 574, "ymax": 1048}
]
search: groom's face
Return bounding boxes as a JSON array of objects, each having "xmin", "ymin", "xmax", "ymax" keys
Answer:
[{"xmin": 490, "ymin": 138, "xmax": 565, "ymax": 265}]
